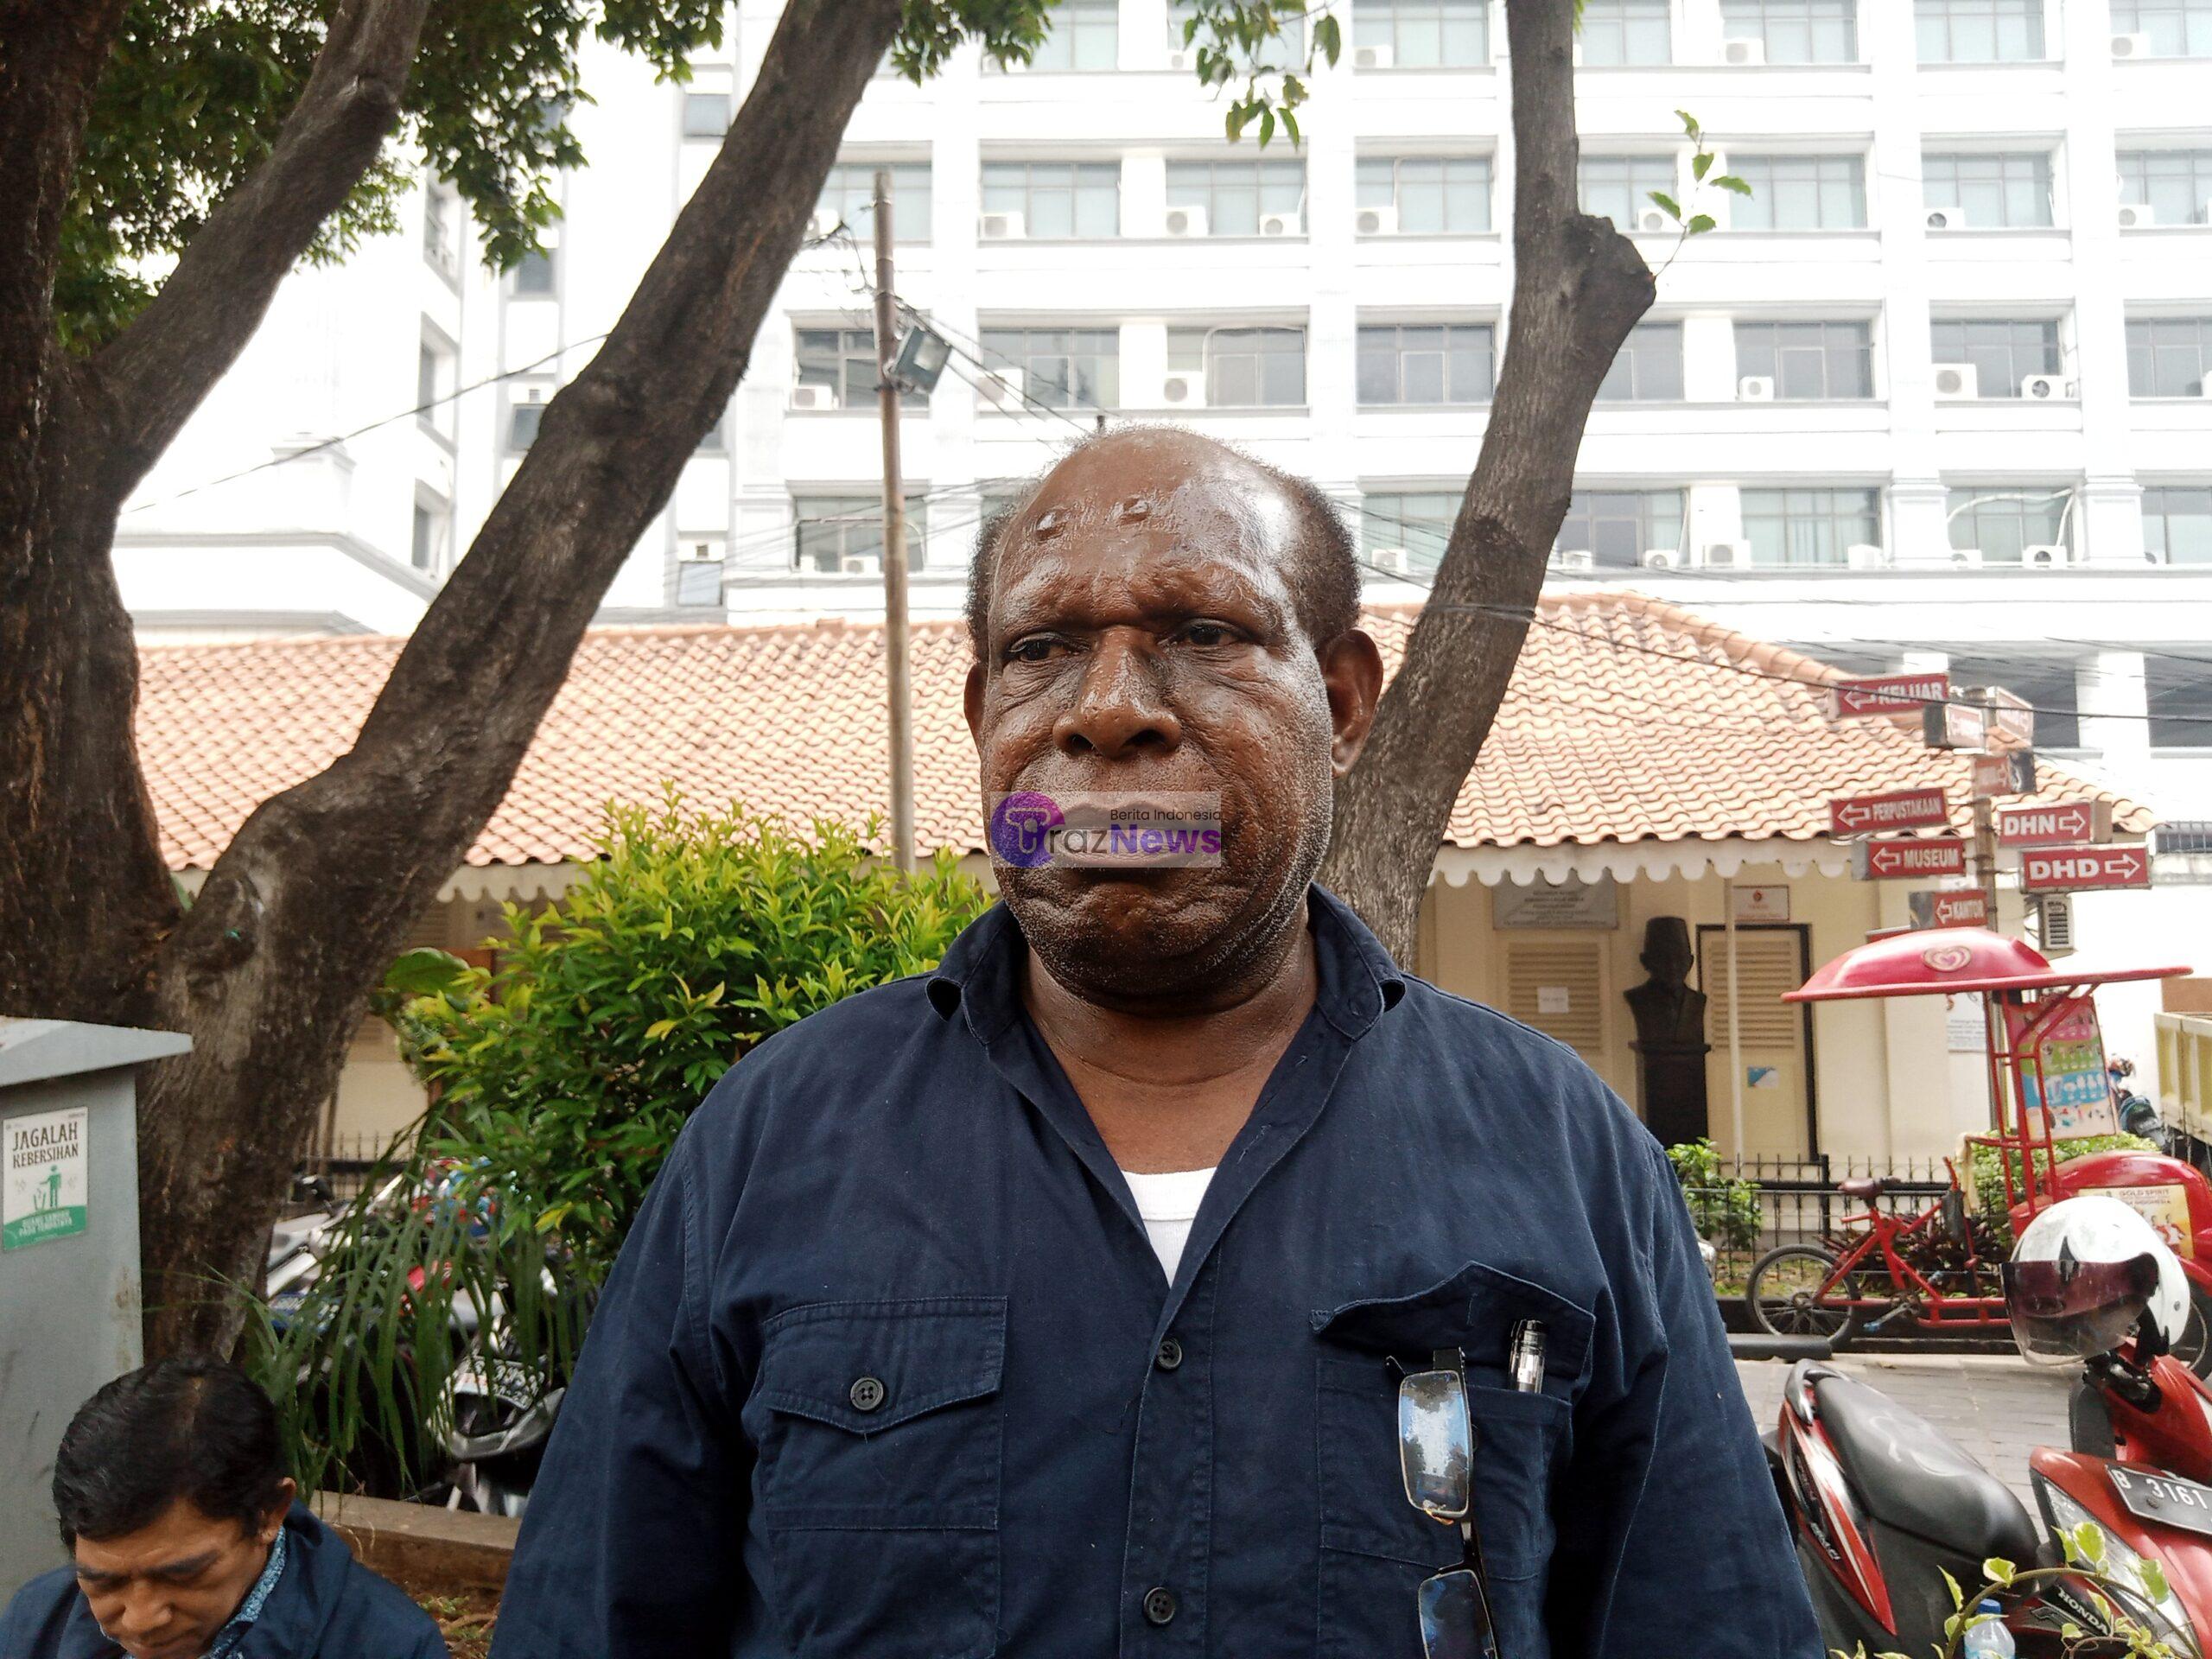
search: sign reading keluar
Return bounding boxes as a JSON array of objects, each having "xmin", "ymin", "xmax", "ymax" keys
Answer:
[{"xmin": 3, "ymin": 1105, "xmax": 89, "ymax": 1249}]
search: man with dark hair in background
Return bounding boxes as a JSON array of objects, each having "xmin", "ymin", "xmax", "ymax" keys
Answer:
[{"xmin": 1, "ymin": 1358, "xmax": 445, "ymax": 1659}]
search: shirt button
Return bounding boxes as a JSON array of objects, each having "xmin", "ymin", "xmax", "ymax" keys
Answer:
[
  {"xmin": 1155, "ymin": 1337, "xmax": 1183, "ymax": 1371},
  {"xmin": 849, "ymin": 1376, "xmax": 887, "ymax": 1413},
  {"xmin": 1142, "ymin": 1586, "xmax": 1177, "ymax": 1626}
]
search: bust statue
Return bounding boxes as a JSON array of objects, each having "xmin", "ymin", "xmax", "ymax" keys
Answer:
[{"xmin": 1623, "ymin": 917, "xmax": 1712, "ymax": 1147}]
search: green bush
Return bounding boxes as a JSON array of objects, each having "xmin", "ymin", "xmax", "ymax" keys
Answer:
[
  {"xmin": 1968, "ymin": 1131, "xmax": 2159, "ymax": 1246},
  {"xmin": 1665, "ymin": 1138, "xmax": 1764, "ymax": 1252}
]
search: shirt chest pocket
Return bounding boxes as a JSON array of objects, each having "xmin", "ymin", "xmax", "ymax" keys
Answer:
[
  {"xmin": 750, "ymin": 1297, "xmax": 1006, "ymax": 1658},
  {"xmin": 1312, "ymin": 1263, "xmax": 1594, "ymax": 1659}
]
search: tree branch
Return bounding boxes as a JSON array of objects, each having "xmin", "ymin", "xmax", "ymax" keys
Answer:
[
  {"xmin": 85, "ymin": 0, "xmax": 429, "ymax": 492},
  {"xmin": 1318, "ymin": 0, "xmax": 1655, "ymax": 961}
]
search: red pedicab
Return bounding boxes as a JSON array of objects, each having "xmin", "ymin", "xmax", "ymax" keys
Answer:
[{"xmin": 1741, "ymin": 926, "xmax": 2212, "ymax": 1370}]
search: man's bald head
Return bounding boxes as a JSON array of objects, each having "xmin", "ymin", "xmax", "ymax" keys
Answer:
[{"xmin": 964, "ymin": 426, "xmax": 1362, "ymax": 661}]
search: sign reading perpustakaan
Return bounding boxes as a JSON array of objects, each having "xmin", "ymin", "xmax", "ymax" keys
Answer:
[{"xmin": 3, "ymin": 1105, "xmax": 89, "ymax": 1250}]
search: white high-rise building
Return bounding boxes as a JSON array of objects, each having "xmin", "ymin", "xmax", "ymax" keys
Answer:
[{"xmin": 118, "ymin": 0, "xmax": 2212, "ymax": 1043}]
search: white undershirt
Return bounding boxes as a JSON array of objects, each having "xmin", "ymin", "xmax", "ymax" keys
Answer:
[{"xmin": 1120, "ymin": 1166, "xmax": 1217, "ymax": 1280}]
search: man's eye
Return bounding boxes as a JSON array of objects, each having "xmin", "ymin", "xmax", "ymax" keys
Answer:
[
  {"xmin": 1006, "ymin": 637, "xmax": 1060, "ymax": 664},
  {"xmin": 1177, "ymin": 622, "xmax": 1232, "ymax": 646}
]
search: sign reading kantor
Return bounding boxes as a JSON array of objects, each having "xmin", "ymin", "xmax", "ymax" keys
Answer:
[{"xmin": 3, "ymin": 1104, "xmax": 89, "ymax": 1250}]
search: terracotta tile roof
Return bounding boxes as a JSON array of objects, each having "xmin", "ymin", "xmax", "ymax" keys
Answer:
[{"xmin": 135, "ymin": 592, "xmax": 2154, "ymax": 872}]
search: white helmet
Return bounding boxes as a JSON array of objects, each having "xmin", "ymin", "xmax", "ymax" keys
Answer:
[{"xmin": 2003, "ymin": 1196, "xmax": 2190, "ymax": 1365}]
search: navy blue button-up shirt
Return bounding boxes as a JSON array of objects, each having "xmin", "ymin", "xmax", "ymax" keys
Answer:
[{"xmin": 493, "ymin": 887, "xmax": 1819, "ymax": 1658}]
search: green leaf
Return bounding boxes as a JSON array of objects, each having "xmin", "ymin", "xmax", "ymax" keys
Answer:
[
  {"xmin": 2140, "ymin": 1559, "xmax": 2168, "ymax": 1602},
  {"xmin": 1259, "ymin": 105, "xmax": 1275, "ymax": 145},
  {"xmin": 1983, "ymin": 1558, "xmax": 2016, "ymax": 1586},
  {"xmin": 1713, "ymin": 175, "xmax": 1755, "ymax": 197},
  {"xmin": 1676, "ymin": 108, "xmax": 1702, "ymax": 138},
  {"xmin": 1692, "ymin": 151, "xmax": 1713, "ymax": 181},
  {"xmin": 1686, "ymin": 213, "xmax": 1716, "ymax": 234},
  {"xmin": 1281, "ymin": 105, "xmax": 1300, "ymax": 145},
  {"xmin": 1647, "ymin": 191, "xmax": 1681, "ymax": 219},
  {"xmin": 1941, "ymin": 1567, "xmax": 1966, "ymax": 1611}
]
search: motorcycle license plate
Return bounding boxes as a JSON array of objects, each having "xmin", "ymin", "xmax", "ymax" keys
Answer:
[{"xmin": 2107, "ymin": 1466, "xmax": 2212, "ymax": 1539}]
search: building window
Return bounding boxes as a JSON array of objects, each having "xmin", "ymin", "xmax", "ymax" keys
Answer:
[
  {"xmin": 1579, "ymin": 155, "xmax": 1677, "ymax": 228},
  {"xmin": 981, "ymin": 162, "xmax": 1120, "ymax": 239},
  {"xmin": 506, "ymin": 391, "xmax": 549, "ymax": 450},
  {"xmin": 410, "ymin": 493, "xmax": 451, "ymax": 572},
  {"xmin": 1929, "ymin": 319, "xmax": 2062, "ymax": 397},
  {"xmin": 796, "ymin": 327, "xmax": 926, "ymax": 410},
  {"xmin": 1556, "ymin": 489, "xmax": 1687, "ymax": 569},
  {"xmin": 2113, "ymin": 0, "xmax": 2212, "ymax": 54},
  {"xmin": 1020, "ymin": 0, "xmax": 1118, "ymax": 70},
  {"xmin": 2147, "ymin": 659, "xmax": 2212, "ymax": 748},
  {"xmin": 793, "ymin": 495, "xmax": 931, "ymax": 574},
  {"xmin": 2117, "ymin": 149, "xmax": 2212, "ymax": 225},
  {"xmin": 1596, "ymin": 323, "xmax": 1686, "ymax": 401},
  {"xmin": 978, "ymin": 327, "xmax": 1121, "ymax": 410},
  {"xmin": 416, "ymin": 327, "xmax": 455, "ymax": 440},
  {"xmin": 1360, "ymin": 490, "xmax": 1459, "ymax": 575},
  {"xmin": 682, "ymin": 91, "xmax": 732, "ymax": 139},
  {"xmin": 511, "ymin": 247, "xmax": 556, "ymax": 298},
  {"xmin": 1915, "ymin": 0, "xmax": 2044, "ymax": 61},
  {"xmin": 2145, "ymin": 486, "xmax": 2212, "ymax": 564},
  {"xmin": 1719, "ymin": 0, "xmax": 1859, "ymax": 63},
  {"xmin": 1357, "ymin": 322, "xmax": 1495, "ymax": 404},
  {"xmin": 2127, "ymin": 317, "xmax": 2212, "ymax": 396},
  {"xmin": 1946, "ymin": 486, "xmax": 2071, "ymax": 564},
  {"xmin": 1169, "ymin": 0, "xmax": 1306, "ymax": 58},
  {"xmin": 817, "ymin": 162, "xmax": 931, "ymax": 245},
  {"xmin": 1735, "ymin": 321, "xmax": 1875, "ymax": 399},
  {"xmin": 422, "ymin": 181, "xmax": 460, "ymax": 281},
  {"xmin": 1579, "ymin": 0, "xmax": 1672, "ymax": 64},
  {"xmin": 1726, "ymin": 155, "xmax": 1866, "ymax": 230},
  {"xmin": 1164, "ymin": 160, "xmax": 1306, "ymax": 235},
  {"xmin": 1740, "ymin": 486, "xmax": 1881, "ymax": 566},
  {"xmin": 1923, "ymin": 151, "xmax": 2054, "ymax": 227},
  {"xmin": 1169, "ymin": 326, "xmax": 1306, "ymax": 406},
  {"xmin": 1352, "ymin": 0, "xmax": 1490, "ymax": 66},
  {"xmin": 1356, "ymin": 156, "xmax": 1493, "ymax": 233}
]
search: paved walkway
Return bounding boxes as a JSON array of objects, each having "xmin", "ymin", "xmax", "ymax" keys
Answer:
[{"xmin": 1735, "ymin": 1352, "xmax": 2077, "ymax": 1506}]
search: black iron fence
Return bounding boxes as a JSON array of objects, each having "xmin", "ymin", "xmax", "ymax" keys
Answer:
[
  {"xmin": 294, "ymin": 1131, "xmax": 404, "ymax": 1206},
  {"xmin": 1683, "ymin": 1153, "xmax": 1957, "ymax": 1293}
]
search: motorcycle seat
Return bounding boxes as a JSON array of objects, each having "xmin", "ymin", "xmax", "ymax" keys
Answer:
[
  {"xmin": 1813, "ymin": 1370, "xmax": 2041, "ymax": 1564},
  {"xmin": 1837, "ymin": 1177, "xmax": 1885, "ymax": 1200}
]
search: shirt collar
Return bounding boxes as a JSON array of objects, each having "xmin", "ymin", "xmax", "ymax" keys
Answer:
[
  {"xmin": 924, "ymin": 883, "xmax": 1405, "ymax": 1042},
  {"xmin": 196, "ymin": 1524, "xmax": 287, "ymax": 1659}
]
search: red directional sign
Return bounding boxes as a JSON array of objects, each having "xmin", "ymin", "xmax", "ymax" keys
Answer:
[
  {"xmin": 1827, "ymin": 673, "xmax": 1950, "ymax": 721},
  {"xmin": 1909, "ymin": 889, "xmax": 1989, "ymax": 930},
  {"xmin": 1996, "ymin": 800, "xmax": 2113, "ymax": 848},
  {"xmin": 1829, "ymin": 788, "xmax": 1949, "ymax": 837},
  {"xmin": 1971, "ymin": 751, "xmax": 2038, "ymax": 799},
  {"xmin": 2020, "ymin": 844, "xmax": 2152, "ymax": 893},
  {"xmin": 1852, "ymin": 838, "xmax": 1968, "ymax": 880}
]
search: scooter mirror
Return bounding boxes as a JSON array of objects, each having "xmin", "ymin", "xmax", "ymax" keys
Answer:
[{"xmin": 1399, "ymin": 1370, "xmax": 1472, "ymax": 1521}]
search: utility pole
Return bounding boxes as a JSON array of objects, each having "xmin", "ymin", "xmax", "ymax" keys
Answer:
[{"xmin": 872, "ymin": 168, "xmax": 915, "ymax": 874}]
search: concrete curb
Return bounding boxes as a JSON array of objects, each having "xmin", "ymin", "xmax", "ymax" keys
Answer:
[{"xmin": 313, "ymin": 1492, "xmax": 518, "ymax": 1596}]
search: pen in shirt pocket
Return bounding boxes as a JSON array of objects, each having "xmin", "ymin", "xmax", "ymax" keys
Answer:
[{"xmin": 1508, "ymin": 1319, "xmax": 1546, "ymax": 1394}]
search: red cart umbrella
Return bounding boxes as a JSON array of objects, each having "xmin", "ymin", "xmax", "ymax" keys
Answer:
[{"xmin": 1784, "ymin": 928, "xmax": 2188, "ymax": 1003}]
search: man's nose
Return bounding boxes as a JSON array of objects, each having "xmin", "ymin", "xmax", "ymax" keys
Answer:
[
  {"xmin": 1053, "ymin": 631, "xmax": 1181, "ymax": 760},
  {"xmin": 111, "ymin": 1589, "xmax": 173, "ymax": 1640}
]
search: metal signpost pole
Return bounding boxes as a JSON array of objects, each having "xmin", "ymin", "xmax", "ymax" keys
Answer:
[{"xmin": 872, "ymin": 169, "xmax": 915, "ymax": 874}]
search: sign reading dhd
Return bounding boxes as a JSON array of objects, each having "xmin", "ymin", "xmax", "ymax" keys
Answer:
[
  {"xmin": 1852, "ymin": 838, "xmax": 1968, "ymax": 880},
  {"xmin": 1996, "ymin": 800, "xmax": 2113, "ymax": 848},
  {"xmin": 2020, "ymin": 845, "xmax": 2152, "ymax": 893},
  {"xmin": 1909, "ymin": 889, "xmax": 1989, "ymax": 930},
  {"xmin": 1827, "ymin": 673, "xmax": 1949, "ymax": 721},
  {"xmin": 1828, "ymin": 788, "xmax": 1948, "ymax": 836}
]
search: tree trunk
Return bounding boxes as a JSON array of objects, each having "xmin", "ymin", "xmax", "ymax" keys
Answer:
[
  {"xmin": 133, "ymin": 0, "xmax": 906, "ymax": 1357},
  {"xmin": 1319, "ymin": 0, "xmax": 1655, "ymax": 963}
]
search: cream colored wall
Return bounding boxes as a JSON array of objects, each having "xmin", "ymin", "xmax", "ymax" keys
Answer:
[{"xmin": 1418, "ymin": 864, "xmax": 1999, "ymax": 1168}]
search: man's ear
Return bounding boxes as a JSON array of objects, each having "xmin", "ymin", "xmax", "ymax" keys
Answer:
[
  {"xmin": 264, "ymin": 1478, "xmax": 297, "ymax": 1541},
  {"xmin": 964, "ymin": 659, "xmax": 987, "ymax": 752},
  {"xmin": 1319, "ymin": 629, "xmax": 1385, "ymax": 774}
]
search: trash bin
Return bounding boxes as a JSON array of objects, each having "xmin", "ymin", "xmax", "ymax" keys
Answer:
[{"xmin": 0, "ymin": 1018, "xmax": 190, "ymax": 1598}]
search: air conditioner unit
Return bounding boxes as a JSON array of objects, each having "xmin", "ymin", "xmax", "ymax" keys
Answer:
[
  {"xmin": 806, "ymin": 207, "xmax": 842, "ymax": 239},
  {"xmin": 1703, "ymin": 540, "xmax": 1751, "ymax": 568},
  {"xmin": 1637, "ymin": 207, "xmax": 1672, "ymax": 233},
  {"xmin": 1723, "ymin": 37, "xmax": 1765, "ymax": 66},
  {"xmin": 2023, "ymin": 543, "xmax": 2071, "ymax": 568},
  {"xmin": 1640, "ymin": 547, "xmax": 1679, "ymax": 569},
  {"xmin": 979, "ymin": 210, "xmax": 1026, "ymax": 239},
  {"xmin": 1949, "ymin": 547, "xmax": 1985, "ymax": 568},
  {"xmin": 1166, "ymin": 48, "xmax": 1196, "ymax": 72},
  {"xmin": 1163, "ymin": 203, "xmax": 1209, "ymax": 238},
  {"xmin": 1161, "ymin": 371, "xmax": 1205, "ymax": 407},
  {"xmin": 1933, "ymin": 363, "xmax": 1979, "ymax": 400},
  {"xmin": 1354, "ymin": 43, "xmax": 1394, "ymax": 69},
  {"xmin": 1369, "ymin": 545, "xmax": 1411, "ymax": 574},
  {"xmin": 1259, "ymin": 211, "xmax": 1301, "ymax": 237},
  {"xmin": 1554, "ymin": 549, "xmax": 1596, "ymax": 571},
  {"xmin": 1926, "ymin": 207, "xmax": 1966, "ymax": 232},
  {"xmin": 1846, "ymin": 543, "xmax": 1889, "ymax": 569},
  {"xmin": 841, "ymin": 556, "xmax": 871, "ymax": 573},
  {"xmin": 1738, "ymin": 375, "xmax": 1775, "ymax": 402},
  {"xmin": 2037, "ymin": 893, "xmax": 2075, "ymax": 955},
  {"xmin": 788, "ymin": 384, "xmax": 838, "ymax": 410},
  {"xmin": 2118, "ymin": 201, "xmax": 2156, "ymax": 228},
  {"xmin": 977, "ymin": 367, "xmax": 1026, "ymax": 408},
  {"xmin": 2019, "ymin": 372, "xmax": 2069, "ymax": 400},
  {"xmin": 1356, "ymin": 205, "xmax": 1399, "ymax": 236},
  {"xmin": 2112, "ymin": 31, "xmax": 2151, "ymax": 57}
]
